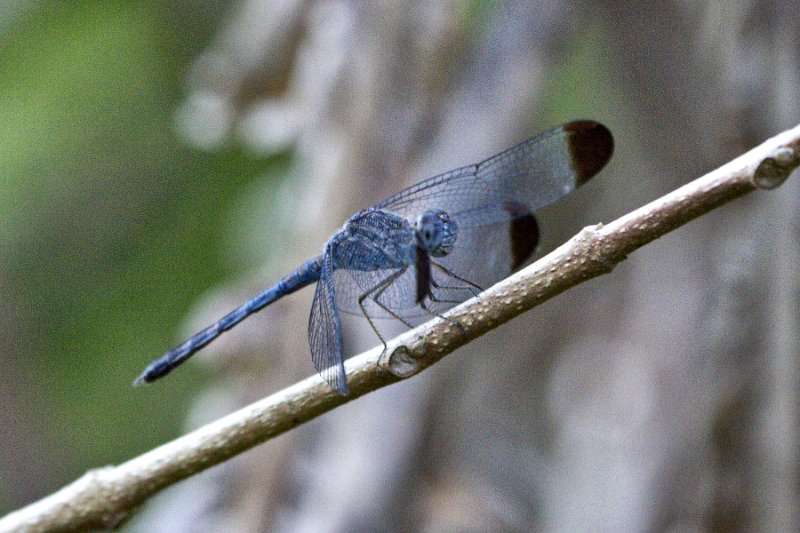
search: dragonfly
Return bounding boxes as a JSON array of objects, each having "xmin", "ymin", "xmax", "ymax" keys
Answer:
[{"xmin": 135, "ymin": 121, "xmax": 613, "ymax": 395}]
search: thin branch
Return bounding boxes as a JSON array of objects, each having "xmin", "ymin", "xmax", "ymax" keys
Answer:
[{"xmin": 3, "ymin": 124, "xmax": 799, "ymax": 533}]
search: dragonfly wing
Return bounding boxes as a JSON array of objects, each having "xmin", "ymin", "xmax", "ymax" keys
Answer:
[
  {"xmin": 308, "ymin": 252, "xmax": 348, "ymax": 395},
  {"xmin": 377, "ymin": 121, "xmax": 612, "ymax": 217},
  {"xmin": 334, "ymin": 267, "xmax": 421, "ymax": 318}
]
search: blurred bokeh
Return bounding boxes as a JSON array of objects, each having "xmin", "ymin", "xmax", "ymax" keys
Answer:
[{"xmin": 1, "ymin": 1, "xmax": 799, "ymax": 531}]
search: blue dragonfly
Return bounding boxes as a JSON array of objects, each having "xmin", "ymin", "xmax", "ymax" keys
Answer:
[{"xmin": 135, "ymin": 121, "xmax": 613, "ymax": 395}]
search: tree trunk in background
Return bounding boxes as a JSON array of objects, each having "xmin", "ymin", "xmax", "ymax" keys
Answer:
[{"xmin": 133, "ymin": 1, "xmax": 800, "ymax": 531}]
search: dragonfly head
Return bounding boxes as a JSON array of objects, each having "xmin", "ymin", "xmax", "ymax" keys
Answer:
[{"xmin": 415, "ymin": 209, "xmax": 458, "ymax": 257}]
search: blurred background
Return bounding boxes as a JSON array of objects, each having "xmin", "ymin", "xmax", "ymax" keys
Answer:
[{"xmin": 1, "ymin": 1, "xmax": 798, "ymax": 531}]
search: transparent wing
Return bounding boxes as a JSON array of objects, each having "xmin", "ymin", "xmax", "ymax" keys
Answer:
[
  {"xmin": 308, "ymin": 252, "xmax": 348, "ymax": 395},
  {"xmin": 377, "ymin": 121, "xmax": 613, "ymax": 218},
  {"xmin": 333, "ymin": 267, "xmax": 429, "ymax": 320}
]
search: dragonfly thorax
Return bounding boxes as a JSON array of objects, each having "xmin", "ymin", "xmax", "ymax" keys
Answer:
[{"xmin": 415, "ymin": 209, "xmax": 458, "ymax": 257}]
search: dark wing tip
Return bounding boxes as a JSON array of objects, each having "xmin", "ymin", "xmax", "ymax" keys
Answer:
[{"xmin": 563, "ymin": 121, "xmax": 614, "ymax": 185}]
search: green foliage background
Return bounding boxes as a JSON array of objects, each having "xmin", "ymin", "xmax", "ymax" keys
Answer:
[{"xmin": 0, "ymin": 2, "xmax": 278, "ymax": 512}]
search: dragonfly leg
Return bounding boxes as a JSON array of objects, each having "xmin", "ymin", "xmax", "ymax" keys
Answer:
[
  {"xmin": 431, "ymin": 262, "xmax": 483, "ymax": 298},
  {"xmin": 417, "ymin": 298, "xmax": 467, "ymax": 336},
  {"xmin": 426, "ymin": 277, "xmax": 473, "ymax": 305},
  {"xmin": 424, "ymin": 261, "xmax": 486, "ymax": 336},
  {"xmin": 357, "ymin": 267, "xmax": 411, "ymax": 352}
]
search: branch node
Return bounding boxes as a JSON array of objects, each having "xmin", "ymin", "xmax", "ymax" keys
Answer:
[
  {"xmin": 385, "ymin": 345, "xmax": 422, "ymax": 378},
  {"xmin": 754, "ymin": 147, "xmax": 798, "ymax": 190}
]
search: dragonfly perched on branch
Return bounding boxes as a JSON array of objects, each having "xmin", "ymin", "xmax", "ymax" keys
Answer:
[{"xmin": 135, "ymin": 121, "xmax": 614, "ymax": 395}]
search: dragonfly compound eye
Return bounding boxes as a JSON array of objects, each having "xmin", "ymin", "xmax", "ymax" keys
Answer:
[{"xmin": 416, "ymin": 209, "xmax": 458, "ymax": 257}]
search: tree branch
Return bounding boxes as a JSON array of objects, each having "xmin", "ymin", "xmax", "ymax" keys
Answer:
[{"xmin": 3, "ymin": 124, "xmax": 799, "ymax": 533}]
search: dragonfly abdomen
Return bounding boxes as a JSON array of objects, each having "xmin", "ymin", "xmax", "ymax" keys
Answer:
[{"xmin": 134, "ymin": 255, "xmax": 323, "ymax": 385}]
